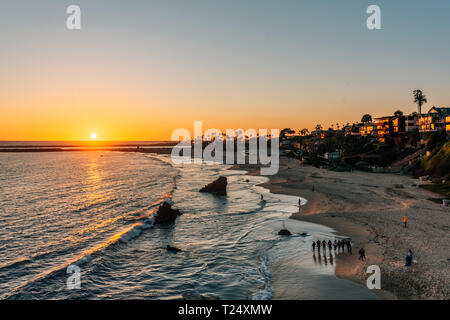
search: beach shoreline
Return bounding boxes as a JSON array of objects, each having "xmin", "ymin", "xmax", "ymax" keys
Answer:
[{"xmin": 233, "ymin": 157, "xmax": 449, "ymax": 300}]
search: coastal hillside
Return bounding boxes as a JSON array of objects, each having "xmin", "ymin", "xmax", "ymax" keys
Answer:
[{"xmin": 417, "ymin": 141, "xmax": 450, "ymax": 181}]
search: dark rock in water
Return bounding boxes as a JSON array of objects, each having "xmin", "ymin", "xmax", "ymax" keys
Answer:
[
  {"xmin": 154, "ymin": 201, "xmax": 182, "ymax": 225},
  {"xmin": 166, "ymin": 245, "xmax": 182, "ymax": 253},
  {"xmin": 278, "ymin": 229, "xmax": 292, "ymax": 236},
  {"xmin": 200, "ymin": 176, "xmax": 227, "ymax": 195},
  {"xmin": 300, "ymin": 232, "xmax": 307, "ymax": 237}
]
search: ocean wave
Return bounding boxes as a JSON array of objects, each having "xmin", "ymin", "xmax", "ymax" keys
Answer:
[
  {"xmin": 3, "ymin": 163, "xmax": 178, "ymax": 299},
  {"xmin": 252, "ymin": 253, "xmax": 273, "ymax": 300}
]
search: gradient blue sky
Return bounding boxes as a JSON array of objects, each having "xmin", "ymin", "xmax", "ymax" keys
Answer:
[{"xmin": 1, "ymin": 0, "xmax": 449, "ymax": 140}]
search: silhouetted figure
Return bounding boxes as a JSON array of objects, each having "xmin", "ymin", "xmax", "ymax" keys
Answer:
[
  {"xmin": 322, "ymin": 240, "xmax": 326, "ymax": 251},
  {"xmin": 333, "ymin": 240, "xmax": 338, "ymax": 251},
  {"xmin": 316, "ymin": 240, "xmax": 321, "ymax": 251},
  {"xmin": 328, "ymin": 240, "xmax": 332, "ymax": 251},
  {"xmin": 405, "ymin": 249, "xmax": 413, "ymax": 267},
  {"xmin": 359, "ymin": 248, "xmax": 366, "ymax": 260},
  {"xmin": 341, "ymin": 240, "xmax": 346, "ymax": 253},
  {"xmin": 312, "ymin": 241, "xmax": 316, "ymax": 251},
  {"xmin": 338, "ymin": 240, "xmax": 342, "ymax": 251},
  {"xmin": 298, "ymin": 198, "xmax": 302, "ymax": 206},
  {"xmin": 347, "ymin": 241, "xmax": 352, "ymax": 254}
]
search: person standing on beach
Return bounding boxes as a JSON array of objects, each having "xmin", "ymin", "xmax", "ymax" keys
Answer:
[
  {"xmin": 333, "ymin": 240, "xmax": 338, "ymax": 251},
  {"xmin": 341, "ymin": 240, "xmax": 346, "ymax": 253},
  {"xmin": 328, "ymin": 240, "xmax": 332, "ymax": 251},
  {"xmin": 322, "ymin": 240, "xmax": 326, "ymax": 252},
  {"xmin": 404, "ymin": 216, "xmax": 407, "ymax": 228},
  {"xmin": 359, "ymin": 248, "xmax": 366, "ymax": 260},
  {"xmin": 337, "ymin": 240, "xmax": 341, "ymax": 251},
  {"xmin": 405, "ymin": 250, "xmax": 412, "ymax": 266},
  {"xmin": 312, "ymin": 241, "xmax": 316, "ymax": 252},
  {"xmin": 317, "ymin": 240, "xmax": 321, "ymax": 252}
]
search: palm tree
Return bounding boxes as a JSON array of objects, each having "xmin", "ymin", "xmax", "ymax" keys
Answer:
[
  {"xmin": 413, "ymin": 89, "xmax": 427, "ymax": 115},
  {"xmin": 361, "ymin": 114, "xmax": 372, "ymax": 123}
]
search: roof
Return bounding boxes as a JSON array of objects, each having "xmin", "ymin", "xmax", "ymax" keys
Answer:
[{"xmin": 427, "ymin": 106, "xmax": 450, "ymax": 115}]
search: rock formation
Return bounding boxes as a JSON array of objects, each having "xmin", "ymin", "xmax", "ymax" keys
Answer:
[
  {"xmin": 166, "ymin": 245, "xmax": 182, "ymax": 253},
  {"xmin": 278, "ymin": 229, "xmax": 292, "ymax": 236},
  {"xmin": 199, "ymin": 176, "xmax": 227, "ymax": 195},
  {"xmin": 154, "ymin": 201, "xmax": 182, "ymax": 225}
]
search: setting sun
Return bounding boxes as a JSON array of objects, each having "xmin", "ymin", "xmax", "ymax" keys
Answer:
[{"xmin": 90, "ymin": 133, "xmax": 97, "ymax": 140}]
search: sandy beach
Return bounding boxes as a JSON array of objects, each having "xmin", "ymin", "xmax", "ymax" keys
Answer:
[{"xmin": 236, "ymin": 157, "xmax": 450, "ymax": 300}]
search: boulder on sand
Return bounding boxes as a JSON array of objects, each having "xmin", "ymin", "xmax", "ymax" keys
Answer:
[
  {"xmin": 200, "ymin": 176, "xmax": 227, "ymax": 195},
  {"xmin": 278, "ymin": 229, "xmax": 292, "ymax": 236},
  {"xmin": 154, "ymin": 201, "xmax": 182, "ymax": 225}
]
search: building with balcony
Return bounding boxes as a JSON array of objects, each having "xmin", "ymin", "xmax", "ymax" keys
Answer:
[
  {"xmin": 373, "ymin": 116, "xmax": 394, "ymax": 143},
  {"xmin": 405, "ymin": 114, "xmax": 419, "ymax": 132},
  {"xmin": 418, "ymin": 107, "xmax": 450, "ymax": 132}
]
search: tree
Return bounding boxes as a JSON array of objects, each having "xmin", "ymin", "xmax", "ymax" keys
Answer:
[
  {"xmin": 361, "ymin": 114, "xmax": 372, "ymax": 123},
  {"xmin": 413, "ymin": 89, "xmax": 427, "ymax": 115},
  {"xmin": 300, "ymin": 128, "xmax": 309, "ymax": 136},
  {"xmin": 280, "ymin": 128, "xmax": 295, "ymax": 140},
  {"xmin": 394, "ymin": 110, "xmax": 403, "ymax": 117}
]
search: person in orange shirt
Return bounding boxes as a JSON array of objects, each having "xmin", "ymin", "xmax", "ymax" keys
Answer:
[{"xmin": 403, "ymin": 216, "xmax": 407, "ymax": 228}]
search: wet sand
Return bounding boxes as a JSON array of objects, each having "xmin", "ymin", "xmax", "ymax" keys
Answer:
[{"xmin": 235, "ymin": 157, "xmax": 450, "ymax": 300}]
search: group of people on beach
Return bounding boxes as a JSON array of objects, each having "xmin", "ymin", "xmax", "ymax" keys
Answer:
[{"xmin": 312, "ymin": 239, "xmax": 352, "ymax": 254}]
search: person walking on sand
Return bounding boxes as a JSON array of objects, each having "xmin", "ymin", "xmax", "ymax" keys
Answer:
[
  {"xmin": 403, "ymin": 216, "xmax": 407, "ymax": 228},
  {"xmin": 341, "ymin": 240, "xmax": 346, "ymax": 253},
  {"xmin": 333, "ymin": 240, "xmax": 337, "ymax": 251},
  {"xmin": 328, "ymin": 240, "xmax": 332, "ymax": 251},
  {"xmin": 317, "ymin": 240, "xmax": 321, "ymax": 252},
  {"xmin": 337, "ymin": 240, "xmax": 341, "ymax": 251},
  {"xmin": 359, "ymin": 248, "xmax": 366, "ymax": 260},
  {"xmin": 312, "ymin": 241, "xmax": 316, "ymax": 252},
  {"xmin": 322, "ymin": 240, "xmax": 326, "ymax": 252}
]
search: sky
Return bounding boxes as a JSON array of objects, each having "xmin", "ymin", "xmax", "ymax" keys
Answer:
[{"xmin": 1, "ymin": 0, "xmax": 450, "ymax": 141}]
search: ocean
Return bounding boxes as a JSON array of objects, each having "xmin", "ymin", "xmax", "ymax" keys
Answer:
[{"xmin": 0, "ymin": 150, "xmax": 378, "ymax": 299}]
